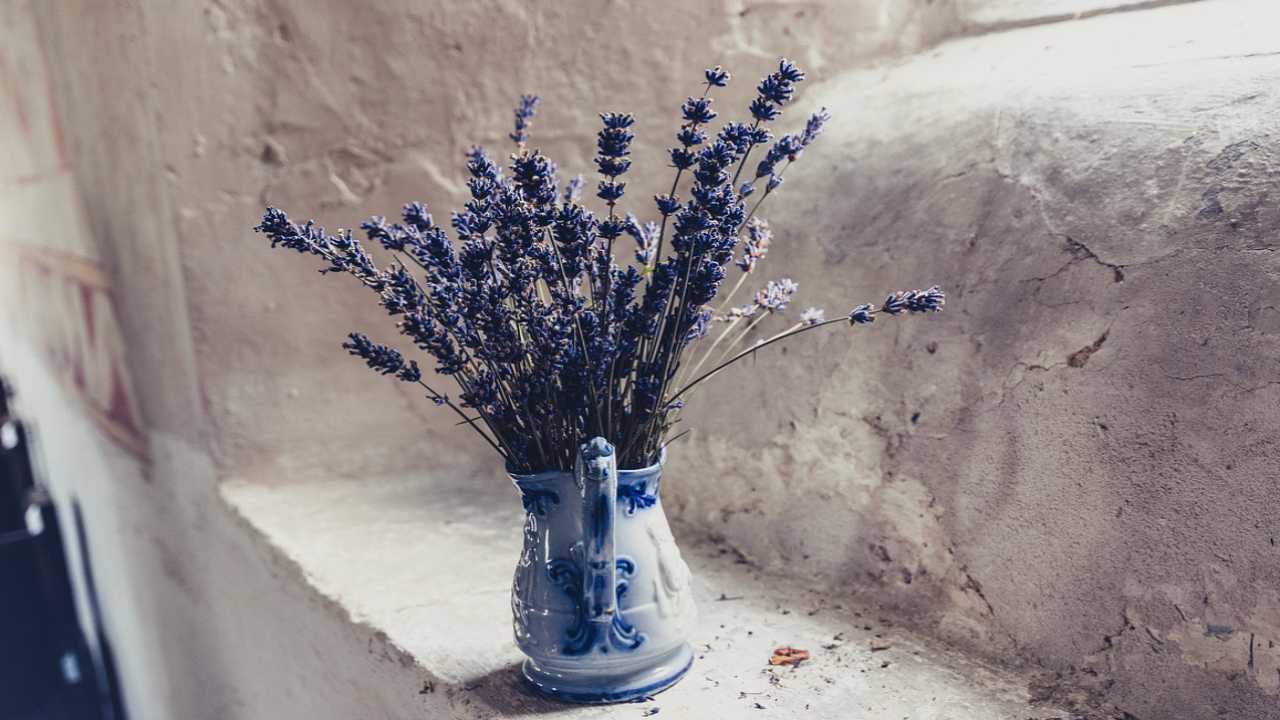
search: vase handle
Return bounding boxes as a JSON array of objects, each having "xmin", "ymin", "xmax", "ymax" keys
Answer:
[{"xmin": 576, "ymin": 437, "xmax": 618, "ymax": 631}]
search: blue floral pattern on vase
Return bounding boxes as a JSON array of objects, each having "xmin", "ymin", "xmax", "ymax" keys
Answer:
[
  {"xmin": 617, "ymin": 480, "xmax": 658, "ymax": 515},
  {"xmin": 547, "ymin": 555, "xmax": 646, "ymax": 655}
]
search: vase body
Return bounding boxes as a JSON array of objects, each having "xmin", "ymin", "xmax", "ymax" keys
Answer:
[{"xmin": 509, "ymin": 438, "xmax": 696, "ymax": 703}]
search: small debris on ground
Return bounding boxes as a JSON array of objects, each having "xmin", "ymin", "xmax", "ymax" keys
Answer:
[
  {"xmin": 752, "ymin": 702, "xmax": 767, "ymax": 710},
  {"xmin": 869, "ymin": 638, "xmax": 893, "ymax": 652},
  {"xmin": 716, "ymin": 592, "xmax": 745, "ymax": 601},
  {"xmin": 769, "ymin": 646, "xmax": 811, "ymax": 666},
  {"xmin": 641, "ymin": 707, "xmax": 660, "ymax": 717}
]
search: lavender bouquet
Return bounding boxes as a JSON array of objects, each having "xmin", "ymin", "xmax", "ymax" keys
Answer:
[{"xmin": 254, "ymin": 60, "xmax": 943, "ymax": 473}]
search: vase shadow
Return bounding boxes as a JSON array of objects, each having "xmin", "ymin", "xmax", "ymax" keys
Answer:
[{"xmin": 460, "ymin": 661, "xmax": 574, "ymax": 716}]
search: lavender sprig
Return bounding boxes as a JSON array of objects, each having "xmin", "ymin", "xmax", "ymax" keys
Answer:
[
  {"xmin": 670, "ymin": 288, "xmax": 946, "ymax": 403},
  {"xmin": 510, "ymin": 94, "xmax": 540, "ymax": 146}
]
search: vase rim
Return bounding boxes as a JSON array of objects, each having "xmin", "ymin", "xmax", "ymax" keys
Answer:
[{"xmin": 507, "ymin": 447, "xmax": 666, "ymax": 482}]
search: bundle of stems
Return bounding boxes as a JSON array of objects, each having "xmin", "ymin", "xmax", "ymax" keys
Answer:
[{"xmin": 254, "ymin": 60, "xmax": 944, "ymax": 472}]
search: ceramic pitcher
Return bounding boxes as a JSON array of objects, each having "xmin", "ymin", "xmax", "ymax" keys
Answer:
[{"xmin": 509, "ymin": 437, "xmax": 696, "ymax": 703}]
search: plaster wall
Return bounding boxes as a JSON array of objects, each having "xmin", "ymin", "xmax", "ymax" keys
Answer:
[
  {"xmin": 7, "ymin": 0, "xmax": 1276, "ymax": 719},
  {"xmin": 2, "ymin": 2, "xmax": 431, "ymax": 717}
]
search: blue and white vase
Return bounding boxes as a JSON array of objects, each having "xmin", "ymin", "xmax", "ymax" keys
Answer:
[{"xmin": 509, "ymin": 437, "xmax": 697, "ymax": 703}]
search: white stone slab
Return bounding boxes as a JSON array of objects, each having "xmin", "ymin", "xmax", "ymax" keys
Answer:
[
  {"xmin": 222, "ymin": 475, "xmax": 1066, "ymax": 718},
  {"xmin": 961, "ymin": 0, "xmax": 1182, "ymax": 27}
]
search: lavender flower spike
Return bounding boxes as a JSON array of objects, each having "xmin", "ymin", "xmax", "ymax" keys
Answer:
[
  {"xmin": 735, "ymin": 217, "xmax": 772, "ymax": 273},
  {"xmin": 704, "ymin": 65, "xmax": 730, "ymax": 87},
  {"xmin": 801, "ymin": 107, "xmax": 831, "ymax": 146},
  {"xmin": 906, "ymin": 285, "xmax": 946, "ymax": 313},
  {"xmin": 342, "ymin": 332, "xmax": 420, "ymax": 382},
  {"xmin": 563, "ymin": 174, "xmax": 585, "ymax": 204},
  {"xmin": 749, "ymin": 58, "xmax": 806, "ymax": 123},
  {"xmin": 755, "ymin": 108, "xmax": 831, "ymax": 186},
  {"xmin": 754, "ymin": 278, "xmax": 799, "ymax": 313},
  {"xmin": 510, "ymin": 94, "xmax": 540, "ymax": 146},
  {"xmin": 596, "ymin": 112, "xmax": 635, "ymax": 202},
  {"xmin": 848, "ymin": 304, "xmax": 875, "ymax": 325},
  {"xmin": 625, "ymin": 214, "xmax": 659, "ymax": 266}
]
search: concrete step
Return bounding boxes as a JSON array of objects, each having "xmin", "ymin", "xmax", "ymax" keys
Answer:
[{"xmin": 221, "ymin": 475, "xmax": 1067, "ymax": 719}]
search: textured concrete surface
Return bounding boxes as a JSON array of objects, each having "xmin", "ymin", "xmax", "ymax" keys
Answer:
[
  {"xmin": 222, "ymin": 473, "xmax": 1069, "ymax": 719},
  {"xmin": 7, "ymin": 0, "xmax": 1277, "ymax": 718}
]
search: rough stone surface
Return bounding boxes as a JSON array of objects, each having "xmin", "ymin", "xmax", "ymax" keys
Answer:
[
  {"xmin": 6, "ymin": 0, "xmax": 1278, "ymax": 718},
  {"xmin": 669, "ymin": 3, "xmax": 1280, "ymax": 718}
]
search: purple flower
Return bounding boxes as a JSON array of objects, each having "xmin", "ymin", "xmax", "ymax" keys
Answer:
[
  {"xmin": 776, "ymin": 58, "xmax": 805, "ymax": 83},
  {"xmin": 685, "ymin": 309, "xmax": 712, "ymax": 342},
  {"xmin": 800, "ymin": 107, "xmax": 830, "ymax": 146},
  {"xmin": 597, "ymin": 181, "xmax": 626, "ymax": 203},
  {"xmin": 342, "ymin": 333, "xmax": 421, "ymax": 382},
  {"xmin": 800, "ymin": 307, "xmax": 825, "ymax": 325},
  {"xmin": 510, "ymin": 94, "xmax": 540, "ymax": 145},
  {"xmin": 749, "ymin": 97, "xmax": 780, "ymax": 122},
  {"xmin": 595, "ymin": 112, "xmax": 635, "ymax": 186},
  {"xmin": 848, "ymin": 304, "xmax": 874, "ymax": 325},
  {"xmin": 669, "ymin": 147, "xmax": 696, "ymax": 170},
  {"xmin": 625, "ymin": 214, "xmax": 660, "ymax": 266},
  {"xmin": 756, "ymin": 74, "xmax": 794, "ymax": 105},
  {"xmin": 718, "ymin": 122, "xmax": 755, "ymax": 154},
  {"xmin": 676, "ymin": 127, "xmax": 706, "ymax": 147},
  {"xmin": 254, "ymin": 208, "xmax": 383, "ymax": 287},
  {"xmin": 753, "ymin": 278, "xmax": 799, "ymax": 313},
  {"xmin": 563, "ymin": 174, "xmax": 585, "ymax": 204},
  {"xmin": 748, "ymin": 58, "xmax": 806, "ymax": 123},
  {"xmin": 704, "ymin": 65, "xmax": 730, "ymax": 87},
  {"xmin": 735, "ymin": 218, "xmax": 772, "ymax": 273},
  {"xmin": 511, "ymin": 151, "xmax": 558, "ymax": 206},
  {"xmin": 906, "ymin": 286, "xmax": 946, "ymax": 313},
  {"xmin": 882, "ymin": 291, "xmax": 909, "ymax": 315},
  {"xmin": 681, "ymin": 97, "xmax": 717, "ymax": 125},
  {"xmin": 755, "ymin": 108, "xmax": 830, "ymax": 184}
]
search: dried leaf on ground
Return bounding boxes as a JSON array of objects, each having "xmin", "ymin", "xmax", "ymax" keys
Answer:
[{"xmin": 769, "ymin": 646, "xmax": 811, "ymax": 666}]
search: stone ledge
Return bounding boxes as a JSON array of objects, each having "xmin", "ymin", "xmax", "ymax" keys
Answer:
[
  {"xmin": 220, "ymin": 475, "xmax": 1065, "ymax": 718},
  {"xmin": 958, "ymin": 0, "xmax": 1199, "ymax": 33}
]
